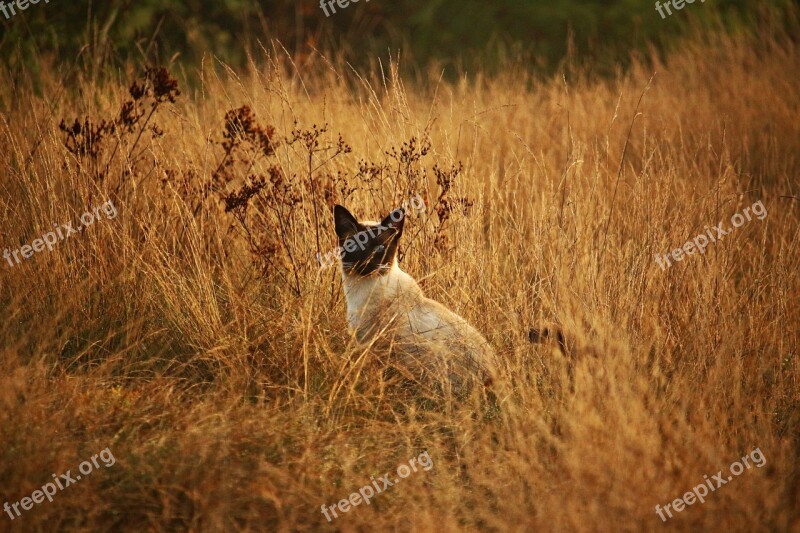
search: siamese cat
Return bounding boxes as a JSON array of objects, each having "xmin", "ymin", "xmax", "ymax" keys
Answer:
[{"xmin": 333, "ymin": 204, "xmax": 497, "ymax": 396}]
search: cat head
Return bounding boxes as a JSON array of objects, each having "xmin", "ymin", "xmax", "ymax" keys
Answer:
[{"xmin": 333, "ymin": 205, "xmax": 405, "ymax": 276}]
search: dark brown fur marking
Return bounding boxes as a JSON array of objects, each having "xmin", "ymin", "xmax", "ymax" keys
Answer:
[{"xmin": 333, "ymin": 205, "xmax": 405, "ymax": 276}]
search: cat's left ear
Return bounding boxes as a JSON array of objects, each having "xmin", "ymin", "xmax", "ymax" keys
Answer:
[
  {"xmin": 381, "ymin": 207, "xmax": 405, "ymax": 236},
  {"xmin": 334, "ymin": 205, "xmax": 361, "ymax": 238}
]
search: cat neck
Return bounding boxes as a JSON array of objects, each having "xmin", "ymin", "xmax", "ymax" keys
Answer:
[{"xmin": 341, "ymin": 259, "xmax": 423, "ymax": 328}]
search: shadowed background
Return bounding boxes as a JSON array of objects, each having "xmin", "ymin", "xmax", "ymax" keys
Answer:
[{"xmin": 0, "ymin": 0, "xmax": 796, "ymax": 74}]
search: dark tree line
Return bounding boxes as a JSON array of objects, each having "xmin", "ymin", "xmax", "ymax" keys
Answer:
[{"xmin": 0, "ymin": 0, "xmax": 792, "ymax": 74}]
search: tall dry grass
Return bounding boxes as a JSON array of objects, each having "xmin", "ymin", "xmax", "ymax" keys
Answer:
[{"xmin": 0, "ymin": 11, "xmax": 798, "ymax": 533}]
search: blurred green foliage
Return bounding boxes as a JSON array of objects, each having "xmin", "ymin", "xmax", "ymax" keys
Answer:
[{"xmin": 0, "ymin": 0, "xmax": 795, "ymax": 75}]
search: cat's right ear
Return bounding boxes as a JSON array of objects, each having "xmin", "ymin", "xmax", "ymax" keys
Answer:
[{"xmin": 334, "ymin": 205, "xmax": 361, "ymax": 238}]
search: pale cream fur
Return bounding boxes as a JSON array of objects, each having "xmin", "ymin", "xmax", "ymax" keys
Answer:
[{"xmin": 342, "ymin": 254, "xmax": 496, "ymax": 393}]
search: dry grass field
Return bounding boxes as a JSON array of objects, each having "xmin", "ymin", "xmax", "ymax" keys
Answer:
[{"xmin": 1, "ymin": 10, "xmax": 798, "ymax": 533}]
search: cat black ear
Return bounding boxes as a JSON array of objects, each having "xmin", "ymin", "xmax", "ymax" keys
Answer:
[
  {"xmin": 380, "ymin": 207, "xmax": 405, "ymax": 236},
  {"xmin": 334, "ymin": 205, "xmax": 361, "ymax": 238}
]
